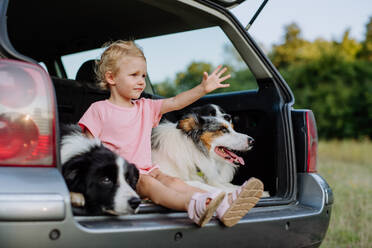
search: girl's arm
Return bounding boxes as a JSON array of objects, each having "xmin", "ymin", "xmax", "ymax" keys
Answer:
[{"xmin": 160, "ymin": 65, "xmax": 230, "ymax": 114}]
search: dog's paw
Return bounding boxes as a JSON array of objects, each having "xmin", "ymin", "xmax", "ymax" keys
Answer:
[{"xmin": 70, "ymin": 192, "xmax": 85, "ymax": 207}]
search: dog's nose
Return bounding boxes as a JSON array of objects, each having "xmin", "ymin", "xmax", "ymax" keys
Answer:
[
  {"xmin": 248, "ymin": 137, "xmax": 255, "ymax": 146},
  {"xmin": 128, "ymin": 197, "xmax": 141, "ymax": 209}
]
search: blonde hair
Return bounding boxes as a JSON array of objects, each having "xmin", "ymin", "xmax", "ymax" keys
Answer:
[{"xmin": 96, "ymin": 40, "xmax": 146, "ymax": 90}]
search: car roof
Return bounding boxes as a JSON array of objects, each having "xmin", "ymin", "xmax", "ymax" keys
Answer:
[{"xmin": 5, "ymin": 0, "xmax": 218, "ymax": 61}]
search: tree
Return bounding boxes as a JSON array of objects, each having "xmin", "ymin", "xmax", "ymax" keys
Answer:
[
  {"xmin": 269, "ymin": 23, "xmax": 362, "ymax": 68},
  {"xmin": 269, "ymin": 23, "xmax": 308, "ymax": 67},
  {"xmin": 281, "ymin": 53, "xmax": 372, "ymax": 139},
  {"xmin": 153, "ymin": 18, "xmax": 372, "ymax": 139},
  {"xmin": 153, "ymin": 62, "xmax": 213, "ymax": 97},
  {"xmin": 153, "ymin": 79, "xmax": 177, "ymax": 97},
  {"xmin": 174, "ymin": 62, "xmax": 212, "ymax": 93},
  {"xmin": 358, "ymin": 16, "xmax": 372, "ymax": 61},
  {"xmin": 337, "ymin": 29, "xmax": 362, "ymax": 60}
]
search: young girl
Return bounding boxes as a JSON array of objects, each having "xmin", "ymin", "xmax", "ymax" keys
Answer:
[{"xmin": 79, "ymin": 40, "xmax": 263, "ymax": 227}]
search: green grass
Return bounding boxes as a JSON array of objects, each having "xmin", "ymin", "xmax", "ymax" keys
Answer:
[{"xmin": 318, "ymin": 140, "xmax": 372, "ymax": 248}]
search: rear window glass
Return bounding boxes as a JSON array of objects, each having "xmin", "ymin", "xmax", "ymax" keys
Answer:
[{"xmin": 61, "ymin": 27, "xmax": 257, "ymax": 97}]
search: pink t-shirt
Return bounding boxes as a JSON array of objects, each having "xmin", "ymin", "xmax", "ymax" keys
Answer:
[{"xmin": 78, "ymin": 98, "xmax": 164, "ymax": 174}]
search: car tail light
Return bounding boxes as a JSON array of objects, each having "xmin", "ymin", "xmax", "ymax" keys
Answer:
[
  {"xmin": 306, "ymin": 111, "xmax": 318, "ymax": 172},
  {"xmin": 0, "ymin": 59, "xmax": 56, "ymax": 167}
]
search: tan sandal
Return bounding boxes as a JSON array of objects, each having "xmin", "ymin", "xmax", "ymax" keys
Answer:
[{"xmin": 217, "ymin": 177, "xmax": 263, "ymax": 227}]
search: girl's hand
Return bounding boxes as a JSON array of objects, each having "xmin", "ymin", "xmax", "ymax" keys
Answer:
[
  {"xmin": 201, "ymin": 65, "xmax": 231, "ymax": 94},
  {"xmin": 160, "ymin": 65, "xmax": 231, "ymax": 114}
]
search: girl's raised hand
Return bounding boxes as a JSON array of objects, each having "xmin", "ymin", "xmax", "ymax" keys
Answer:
[{"xmin": 201, "ymin": 65, "xmax": 231, "ymax": 93}]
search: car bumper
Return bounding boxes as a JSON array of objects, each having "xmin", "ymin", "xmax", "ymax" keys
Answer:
[{"xmin": 0, "ymin": 169, "xmax": 332, "ymax": 248}]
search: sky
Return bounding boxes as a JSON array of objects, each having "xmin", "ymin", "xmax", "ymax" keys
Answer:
[
  {"xmin": 63, "ymin": 0, "xmax": 372, "ymax": 83},
  {"xmin": 233, "ymin": 0, "xmax": 371, "ymax": 49}
]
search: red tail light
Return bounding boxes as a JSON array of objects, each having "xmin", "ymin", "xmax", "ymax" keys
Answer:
[
  {"xmin": 306, "ymin": 111, "xmax": 318, "ymax": 172},
  {"xmin": 0, "ymin": 59, "xmax": 56, "ymax": 167}
]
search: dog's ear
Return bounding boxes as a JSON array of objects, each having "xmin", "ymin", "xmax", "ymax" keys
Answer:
[
  {"xmin": 125, "ymin": 162, "xmax": 139, "ymax": 190},
  {"xmin": 177, "ymin": 113, "xmax": 204, "ymax": 133},
  {"xmin": 62, "ymin": 156, "xmax": 88, "ymax": 193}
]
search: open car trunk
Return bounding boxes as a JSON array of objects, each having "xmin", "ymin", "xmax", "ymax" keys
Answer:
[
  {"xmin": 51, "ymin": 74, "xmax": 292, "ymax": 217},
  {"xmin": 50, "ymin": 74, "xmax": 291, "ymax": 228},
  {"xmin": 5, "ymin": 0, "xmax": 295, "ymax": 223}
]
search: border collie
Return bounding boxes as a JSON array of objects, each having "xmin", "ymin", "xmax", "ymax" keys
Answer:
[
  {"xmin": 60, "ymin": 124, "xmax": 141, "ymax": 216},
  {"xmin": 152, "ymin": 104, "xmax": 254, "ymax": 193}
]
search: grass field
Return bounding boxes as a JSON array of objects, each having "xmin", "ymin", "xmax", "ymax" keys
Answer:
[{"xmin": 318, "ymin": 140, "xmax": 372, "ymax": 248}]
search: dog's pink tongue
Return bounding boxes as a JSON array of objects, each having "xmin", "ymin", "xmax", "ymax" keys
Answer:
[
  {"xmin": 224, "ymin": 149, "xmax": 245, "ymax": 165},
  {"xmin": 236, "ymin": 156, "xmax": 245, "ymax": 165}
]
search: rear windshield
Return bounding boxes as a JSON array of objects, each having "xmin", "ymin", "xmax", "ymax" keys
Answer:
[{"xmin": 61, "ymin": 26, "xmax": 257, "ymax": 97}]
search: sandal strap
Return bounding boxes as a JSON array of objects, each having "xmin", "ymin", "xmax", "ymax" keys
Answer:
[
  {"xmin": 230, "ymin": 181, "xmax": 246, "ymax": 202},
  {"xmin": 187, "ymin": 193, "xmax": 202, "ymax": 223},
  {"xmin": 188, "ymin": 190, "xmax": 225, "ymax": 226}
]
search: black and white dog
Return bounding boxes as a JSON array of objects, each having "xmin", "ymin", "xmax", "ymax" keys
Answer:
[
  {"xmin": 60, "ymin": 125, "xmax": 141, "ymax": 216},
  {"xmin": 152, "ymin": 104, "xmax": 254, "ymax": 193}
]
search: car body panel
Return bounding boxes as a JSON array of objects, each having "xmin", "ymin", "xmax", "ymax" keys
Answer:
[{"xmin": 0, "ymin": 169, "xmax": 331, "ymax": 248}]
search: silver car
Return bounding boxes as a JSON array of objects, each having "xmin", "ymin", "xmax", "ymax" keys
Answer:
[{"xmin": 0, "ymin": 0, "xmax": 333, "ymax": 247}]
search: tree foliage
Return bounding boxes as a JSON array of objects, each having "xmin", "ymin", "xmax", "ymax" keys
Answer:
[
  {"xmin": 174, "ymin": 62, "xmax": 212, "ymax": 93},
  {"xmin": 358, "ymin": 16, "xmax": 372, "ymax": 60},
  {"xmin": 272, "ymin": 19, "xmax": 372, "ymax": 139},
  {"xmin": 153, "ymin": 61, "xmax": 257, "ymax": 97},
  {"xmin": 153, "ymin": 17, "xmax": 372, "ymax": 139},
  {"xmin": 282, "ymin": 54, "xmax": 372, "ymax": 139}
]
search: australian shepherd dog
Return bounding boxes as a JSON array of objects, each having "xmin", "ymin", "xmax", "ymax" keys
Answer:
[
  {"xmin": 60, "ymin": 124, "xmax": 141, "ymax": 216},
  {"xmin": 152, "ymin": 104, "xmax": 254, "ymax": 193}
]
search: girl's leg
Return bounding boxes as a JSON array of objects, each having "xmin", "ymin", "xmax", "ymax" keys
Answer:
[
  {"xmin": 137, "ymin": 173, "xmax": 191, "ymax": 211},
  {"xmin": 149, "ymin": 168, "xmax": 207, "ymax": 195},
  {"xmin": 137, "ymin": 173, "xmax": 225, "ymax": 227}
]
